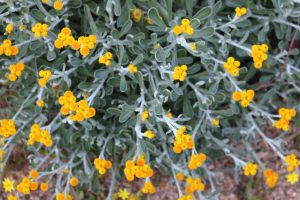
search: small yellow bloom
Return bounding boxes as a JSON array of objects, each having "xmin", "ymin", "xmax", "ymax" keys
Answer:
[
  {"xmin": 70, "ymin": 177, "xmax": 79, "ymax": 187},
  {"xmin": 0, "ymin": 149, "xmax": 4, "ymax": 160},
  {"xmin": 40, "ymin": 182, "xmax": 48, "ymax": 191},
  {"xmin": 2, "ymin": 178, "xmax": 15, "ymax": 192},
  {"xmin": 5, "ymin": 23, "xmax": 14, "ymax": 34},
  {"xmin": 212, "ymin": 118, "xmax": 219, "ymax": 126},
  {"xmin": 118, "ymin": 188, "xmax": 130, "ymax": 200},
  {"xmin": 7, "ymin": 195, "xmax": 18, "ymax": 200},
  {"xmin": 29, "ymin": 169, "xmax": 39, "ymax": 179},
  {"xmin": 173, "ymin": 65, "xmax": 188, "ymax": 82},
  {"xmin": 36, "ymin": 100, "xmax": 45, "ymax": 107},
  {"xmin": 243, "ymin": 162, "xmax": 258, "ymax": 176},
  {"xmin": 53, "ymin": 0, "xmax": 63, "ymax": 10},
  {"xmin": 144, "ymin": 130, "xmax": 155, "ymax": 139},
  {"xmin": 190, "ymin": 43, "xmax": 196, "ymax": 51},
  {"xmin": 128, "ymin": 64, "xmax": 138, "ymax": 74},
  {"xmin": 235, "ymin": 7, "xmax": 247, "ymax": 17},
  {"xmin": 131, "ymin": 8, "xmax": 142, "ymax": 22},
  {"xmin": 176, "ymin": 172, "xmax": 184, "ymax": 181},
  {"xmin": 286, "ymin": 173, "xmax": 299, "ymax": 184},
  {"xmin": 166, "ymin": 112, "xmax": 173, "ymax": 118},
  {"xmin": 141, "ymin": 110, "xmax": 149, "ymax": 121}
]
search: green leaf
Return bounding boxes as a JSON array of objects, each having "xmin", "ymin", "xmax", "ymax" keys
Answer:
[
  {"xmin": 107, "ymin": 107, "xmax": 122, "ymax": 116},
  {"xmin": 119, "ymin": 20, "xmax": 132, "ymax": 37},
  {"xmin": 183, "ymin": 93, "xmax": 194, "ymax": 117},
  {"xmin": 94, "ymin": 69, "xmax": 109, "ymax": 79},
  {"xmin": 148, "ymin": 7, "xmax": 167, "ymax": 29},
  {"xmin": 120, "ymin": 75, "xmax": 127, "ymax": 92},
  {"xmin": 187, "ymin": 27, "xmax": 215, "ymax": 39},
  {"xmin": 68, "ymin": 0, "xmax": 82, "ymax": 8},
  {"xmin": 30, "ymin": 8, "xmax": 46, "ymax": 21},
  {"xmin": 119, "ymin": 106, "xmax": 135, "ymax": 123},
  {"xmin": 192, "ymin": 6, "xmax": 212, "ymax": 21},
  {"xmin": 117, "ymin": 1, "xmax": 130, "ymax": 27}
]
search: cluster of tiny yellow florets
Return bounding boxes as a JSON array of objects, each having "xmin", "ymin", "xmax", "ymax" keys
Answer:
[
  {"xmin": 16, "ymin": 170, "xmax": 41, "ymax": 195},
  {"xmin": 58, "ymin": 91, "xmax": 96, "ymax": 121},
  {"xmin": 274, "ymin": 108, "xmax": 296, "ymax": 131},
  {"xmin": 285, "ymin": 154, "xmax": 299, "ymax": 172},
  {"xmin": 173, "ymin": 18, "xmax": 194, "ymax": 35},
  {"xmin": 56, "ymin": 192, "xmax": 72, "ymax": 200},
  {"xmin": 38, "ymin": 70, "xmax": 52, "ymax": 87},
  {"xmin": 243, "ymin": 162, "xmax": 258, "ymax": 176},
  {"xmin": 124, "ymin": 155, "xmax": 154, "ymax": 181},
  {"xmin": 131, "ymin": 8, "xmax": 142, "ymax": 22},
  {"xmin": 93, "ymin": 158, "xmax": 112, "ymax": 175},
  {"xmin": 232, "ymin": 89, "xmax": 255, "ymax": 107},
  {"xmin": 27, "ymin": 124, "xmax": 53, "ymax": 147},
  {"xmin": 223, "ymin": 57, "xmax": 240, "ymax": 77},
  {"xmin": 36, "ymin": 100, "xmax": 45, "ymax": 107},
  {"xmin": 173, "ymin": 65, "xmax": 188, "ymax": 82},
  {"xmin": 144, "ymin": 130, "xmax": 155, "ymax": 139},
  {"xmin": 188, "ymin": 153, "xmax": 206, "ymax": 170},
  {"xmin": 128, "ymin": 63, "xmax": 138, "ymax": 74},
  {"xmin": 31, "ymin": 23, "xmax": 48, "ymax": 38},
  {"xmin": 7, "ymin": 62, "xmax": 25, "ymax": 81},
  {"xmin": 235, "ymin": 7, "xmax": 247, "ymax": 17},
  {"xmin": 141, "ymin": 181, "xmax": 156, "ymax": 194},
  {"xmin": 5, "ymin": 23, "xmax": 14, "ymax": 34},
  {"xmin": 53, "ymin": 0, "xmax": 64, "ymax": 10},
  {"xmin": 54, "ymin": 27, "xmax": 97, "ymax": 57},
  {"xmin": 0, "ymin": 39, "xmax": 19, "ymax": 56},
  {"xmin": 0, "ymin": 119, "xmax": 17, "ymax": 138},
  {"xmin": 173, "ymin": 126, "xmax": 194, "ymax": 154},
  {"xmin": 185, "ymin": 176, "xmax": 205, "ymax": 194},
  {"xmin": 263, "ymin": 169, "xmax": 279, "ymax": 188},
  {"xmin": 251, "ymin": 44, "xmax": 268, "ymax": 69},
  {"xmin": 141, "ymin": 110, "xmax": 149, "ymax": 121},
  {"xmin": 99, "ymin": 52, "xmax": 113, "ymax": 66}
]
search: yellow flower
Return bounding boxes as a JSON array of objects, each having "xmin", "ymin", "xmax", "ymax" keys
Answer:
[
  {"xmin": 0, "ymin": 119, "xmax": 17, "ymax": 138},
  {"xmin": 36, "ymin": 100, "xmax": 45, "ymax": 107},
  {"xmin": 70, "ymin": 177, "xmax": 79, "ymax": 187},
  {"xmin": 173, "ymin": 65, "xmax": 188, "ymax": 82},
  {"xmin": 142, "ymin": 181, "xmax": 155, "ymax": 194},
  {"xmin": 188, "ymin": 153, "xmax": 206, "ymax": 170},
  {"xmin": 131, "ymin": 8, "xmax": 142, "ymax": 22},
  {"xmin": 128, "ymin": 64, "xmax": 138, "ymax": 74},
  {"xmin": 94, "ymin": 158, "xmax": 112, "ymax": 175},
  {"xmin": 173, "ymin": 126, "xmax": 194, "ymax": 154},
  {"xmin": 166, "ymin": 112, "xmax": 173, "ymax": 118},
  {"xmin": 232, "ymin": 90, "xmax": 255, "ymax": 107},
  {"xmin": 99, "ymin": 52, "xmax": 113, "ymax": 66},
  {"xmin": 41, "ymin": 0, "xmax": 49, "ymax": 3},
  {"xmin": 274, "ymin": 108, "xmax": 296, "ymax": 131},
  {"xmin": 286, "ymin": 173, "xmax": 299, "ymax": 184},
  {"xmin": 38, "ymin": 70, "xmax": 52, "ymax": 87},
  {"xmin": 2, "ymin": 178, "xmax": 15, "ymax": 192},
  {"xmin": 243, "ymin": 162, "xmax": 258, "ymax": 176},
  {"xmin": 31, "ymin": 23, "xmax": 48, "ymax": 38},
  {"xmin": 284, "ymin": 154, "xmax": 299, "ymax": 172},
  {"xmin": 19, "ymin": 24, "xmax": 26, "ymax": 31},
  {"xmin": 264, "ymin": 169, "xmax": 279, "ymax": 188},
  {"xmin": 173, "ymin": 18, "xmax": 194, "ymax": 36},
  {"xmin": 53, "ymin": 0, "xmax": 63, "ymax": 10},
  {"xmin": 141, "ymin": 110, "xmax": 149, "ymax": 121},
  {"xmin": 223, "ymin": 57, "xmax": 240, "ymax": 77},
  {"xmin": 5, "ymin": 23, "xmax": 14, "ymax": 34},
  {"xmin": 212, "ymin": 118, "xmax": 219, "ymax": 126},
  {"xmin": 190, "ymin": 43, "xmax": 196, "ymax": 51},
  {"xmin": 40, "ymin": 182, "xmax": 48, "ymax": 191},
  {"xmin": 0, "ymin": 149, "xmax": 4, "ymax": 160},
  {"xmin": 7, "ymin": 195, "xmax": 18, "ymax": 200},
  {"xmin": 7, "ymin": 62, "xmax": 25, "ymax": 81},
  {"xmin": 185, "ymin": 176, "xmax": 205, "ymax": 194},
  {"xmin": 178, "ymin": 194, "xmax": 193, "ymax": 200},
  {"xmin": 144, "ymin": 130, "xmax": 155, "ymax": 139},
  {"xmin": 176, "ymin": 172, "xmax": 185, "ymax": 181},
  {"xmin": 235, "ymin": 7, "xmax": 247, "ymax": 17},
  {"xmin": 251, "ymin": 44, "xmax": 268, "ymax": 69},
  {"xmin": 29, "ymin": 169, "xmax": 39, "ymax": 179},
  {"xmin": 118, "ymin": 189, "xmax": 130, "ymax": 200}
]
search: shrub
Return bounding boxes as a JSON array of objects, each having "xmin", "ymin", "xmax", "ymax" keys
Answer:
[{"xmin": 0, "ymin": 0, "xmax": 300, "ymax": 199}]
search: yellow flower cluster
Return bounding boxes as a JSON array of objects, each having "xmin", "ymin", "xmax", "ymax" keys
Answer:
[
  {"xmin": 173, "ymin": 18, "xmax": 194, "ymax": 35},
  {"xmin": 185, "ymin": 176, "xmax": 205, "ymax": 194},
  {"xmin": 36, "ymin": 100, "xmax": 45, "ymax": 107},
  {"xmin": 144, "ymin": 130, "xmax": 155, "ymax": 139},
  {"xmin": 141, "ymin": 181, "xmax": 155, "ymax": 194},
  {"xmin": 58, "ymin": 91, "xmax": 96, "ymax": 122},
  {"xmin": 212, "ymin": 118, "xmax": 219, "ymax": 126},
  {"xmin": 2, "ymin": 178, "xmax": 14, "ymax": 192},
  {"xmin": 56, "ymin": 193, "xmax": 72, "ymax": 200},
  {"xmin": 124, "ymin": 155, "xmax": 153, "ymax": 181},
  {"xmin": 54, "ymin": 28, "xmax": 97, "ymax": 57},
  {"xmin": 141, "ymin": 110, "xmax": 149, "ymax": 121},
  {"xmin": 173, "ymin": 65, "xmax": 188, "ymax": 82},
  {"xmin": 69, "ymin": 177, "xmax": 79, "ymax": 187},
  {"xmin": 274, "ymin": 108, "xmax": 296, "ymax": 131},
  {"xmin": 286, "ymin": 173, "xmax": 299, "ymax": 184},
  {"xmin": 7, "ymin": 62, "xmax": 25, "ymax": 81},
  {"xmin": 6, "ymin": 23, "xmax": 14, "ymax": 34},
  {"xmin": 38, "ymin": 70, "xmax": 52, "ymax": 87},
  {"xmin": 173, "ymin": 126, "xmax": 194, "ymax": 154},
  {"xmin": 131, "ymin": 8, "xmax": 142, "ymax": 22},
  {"xmin": 0, "ymin": 149, "xmax": 3, "ymax": 160},
  {"xmin": 235, "ymin": 7, "xmax": 247, "ymax": 17},
  {"xmin": 284, "ymin": 154, "xmax": 299, "ymax": 172},
  {"xmin": 188, "ymin": 153, "xmax": 207, "ymax": 170},
  {"xmin": 232, "ymin": 89, "xmax": 255, "ymax": 107},
  {"xmin": 53, "ymin": 0, "xmax": 63, "ymax": 11},
  {"xmin": 16, "ymin": 177, "xmax": 32, "ymax": 194},
  {"xmin": 27, "ymin": 124, "xmax": 53, "ymax": 147},
  {"xmin": 0, "ymin": 39, "xmax": 19, "ymax": 56},
  {"xmin": 190, "ymin": 43, "xmax": 196, "ymax": 51},
  {"xmin": 243, "ymin": 162, "xmax": 258, "ymax": 176},
  {"xmin": 263, "ymin": 169, "xmax": 279, "ymax": 188},
  {"xmin": 31, "ymin": 23, "xmax": 48, "ymax": 38},
  {"xmin": 98, "ymin": 52, "xmax": 113, "ymax": 66},
  {"xmin": 0, "ymin": 119, "xmax": 16, "ymax": 138},
  {"xmin": 7, "ymin": 195, "xmax": 18, "ymax": 200},
  {"xmin": 223, "ymin": 57, "xmax": 240, "ymax": 77},
  {"xmin": 178, "ymin": 195, "xmax": 193, "ymax": 200},
  {"xmin": 94, "ymin": 158, "xmax": 112, "ymax": 175},
  {"xmin": 128, "ymin": 63, "xmax": 138, "ymax": 74},
  {"xmin": 251, "ymin": 44, "xmax": 268, "ymax": 69}
]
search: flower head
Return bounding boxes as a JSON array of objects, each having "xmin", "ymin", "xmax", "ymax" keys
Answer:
[{"xmin": 2, "ymin": 178, "xmax": 15, "ymax": 192}]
